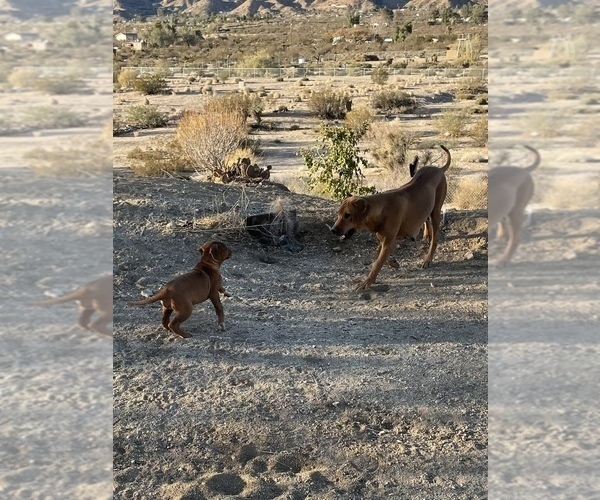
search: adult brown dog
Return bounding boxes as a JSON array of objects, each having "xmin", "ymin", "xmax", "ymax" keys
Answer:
[
  {"xmin": 331, "ymin": 145, "xmax": 451, "ymax": 290},
  {"xmin": 26, "ymin": 274, "xmax": 113, "ymax": 336},
  {"xmin": 129, "ymin": 241, "xmax": 232, "ymax": 338},
  {"xmin": 488, "ymin": 145, "xmax": 540, "ymax": 266}
]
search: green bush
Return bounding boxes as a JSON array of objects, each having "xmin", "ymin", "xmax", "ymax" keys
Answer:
[
  {"xmin": 124, "ymin": 105, "xmax": 169, "ymax": 129},
  {"xmin": 308, "ymin": 89, "xmax": 351, "ymax": 120},
  {"xmin": 371, "ymin": 90, "xmax": 415, "ymax": 113},
  {"xmin": 301, "ymin": 124, "xmax": 375, "ymax": 200},
  {"xmin": 133, "ymin": 73, "xmax": 168, "ymax": 95}
]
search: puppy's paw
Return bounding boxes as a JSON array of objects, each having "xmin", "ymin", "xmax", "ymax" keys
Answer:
[
  {"xmin": 421, "ymin": 260, "xmax": 431, "ymax": 269},
  {"xmin": 216, "ymin": 323, "xmax": 226, "ymax": 331}
]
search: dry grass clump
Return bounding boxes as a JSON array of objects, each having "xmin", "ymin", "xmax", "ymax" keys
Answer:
[
  {"xmin": 176, "ymin": 97, "xmax": 248, "ymax": 176},
  {"xmin": 344, "ymin": 107, "xmax": 374, "ymax": 137},
  {"xmin": 127, "ymin": 138, "xmax": 193, "ymax": 177},
  {"xmin": 448, "ymin": 174, "xmax": 488, "ymax": 210},
  {"xmin": 541, "ymin": 176, "xmax": 600, "ymax": 210},
  {"xmin": 367, "ymin": 121, "xmax": 417, "ymax": 171}
]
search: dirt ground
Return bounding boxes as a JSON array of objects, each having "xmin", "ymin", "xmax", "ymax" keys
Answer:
[
  {"xmin": 0, "ymin": 169, "xmax": 113, "ymax": 499},
  {"xmin": 113, "ymin": 167, "xmax": 488, "ymax": 499}
]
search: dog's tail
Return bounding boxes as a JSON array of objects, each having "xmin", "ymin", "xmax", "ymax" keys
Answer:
[
  {"xmin": 439, "ymin": 145, "xmax": 451, "ymax": 172},
  {"xmin": 26, "ymin": 288, "xmax": 86, "ymax": 306},
  {"xmin": 128, "ymin": 291, "xmax": 166, "ymax": 306},
  {"xmin": 522, "ymin": 145, "xmax": 541, "ymax": 172}
]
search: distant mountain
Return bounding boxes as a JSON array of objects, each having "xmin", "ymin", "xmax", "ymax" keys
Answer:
[
  {"xmin": 113, "ymin": 0, "xmax": 487, "ymax": 20},
  {"xmin": 0, "ymin": 0, "xmax": 109, "ymax": 20}
]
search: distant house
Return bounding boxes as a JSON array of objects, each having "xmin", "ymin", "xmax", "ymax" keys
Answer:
[
  {"xmin": 132, "ymin": 40, "xmax": 147, "ymax": 51},
  {"xmin": 4, "ymin": 32, "xmax": 40, "ymax": 42},
  {"xmin": 115, "ymin": 32, "xmax": 138, "ymax": 42},
  {"xmin": 29, "ymin": 40, "xmax": 53, "ymax": 51}
]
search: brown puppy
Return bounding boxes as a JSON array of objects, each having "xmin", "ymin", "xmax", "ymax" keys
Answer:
[
  {"xmin": 331, "ymin": 145, "xmax": 451, "ymax": 290},
  {"xmin": 129, "ymin": 241, "xmax": 232, "ymax": 338},
  {"xmin": 488, "ymin": 145, "xmax": 540, "ymax": 266},
  {"xmin": 26, "ymin": 274, "xmax": 113, "ymax": 336}
]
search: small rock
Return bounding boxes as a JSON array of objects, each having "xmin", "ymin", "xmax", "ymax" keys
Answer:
[
  {"xmin": 332, "ymin": 247, "xmax": 341, "ymax": 252},
  {"xmin": 464, "ymin": 251, "xmax": 474, "ymax": 260}
]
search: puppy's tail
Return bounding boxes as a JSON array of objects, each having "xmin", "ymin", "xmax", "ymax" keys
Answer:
[
  {"xmin": 439, "ymin": 145, "xmax": 451, "ymax": 172},
  {"xmin": 26, "ymin": 288, "xmax": 85, "ymax": 306},
  {"xmin": 128, "ymin": 291, "xmax": 165, "ymax": 306},
  {"xmin": 522, "ymin": 145, "xmax": 541, "ymax": 172}
]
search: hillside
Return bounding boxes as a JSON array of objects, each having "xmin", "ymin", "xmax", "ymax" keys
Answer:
[{"xmin": 113, "ymin": 0, "xmax": 485, "ymax": 19}]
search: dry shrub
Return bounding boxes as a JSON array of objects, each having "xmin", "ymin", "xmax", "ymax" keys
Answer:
[
  {"xmin": 344, "ymin": 107, "xmax": 374, "ymax": 137},
  {"xmin": 541, "ymin": 176, "xmax": 600, "ymax": 210},
  {"xmin": 371, "ymin": 89, "xmax": 415, "ymax": 113},
  {"xmin": 520, "ymin": 112, "xmax": 564, "ymax": 138},
  {"xmin": 448, "ymin": 174, "xmax": 488, "ymax": 210},
  {"xmin": 436, "ymin": 109, "xmax": 471, "ymax": 137},
  {"xmin": 7, "ymin": 69, "xmax": 39, "ymax": 89},
  {"xmin": 127, "ymin": 138, "xmax": 193, "ymax": 177},
  {"xmin": 308, "ymin": 89, "xmax": 351, "ymax": 119},
  {"xmin": 176, "ymin": 97, "xmax": 248, "ymax": 176},
  {"xmin": 225, "ymin": 147, "xmax": 262, "ymax": 168},
  {"xmin": 23, "ymin": 138, "xmax": 111, "ymax": 176},
  {"xmin": 117, "ymin": 69, "xmax": 139, "ymax": 89},
  {"xmin": 23, "ymin": 106, "xmax": 87, "ymax": 129},
  {"xmin": 469, "ymin": 115, "xmax": 488, "ymax": 147},
  {"xmin": 194, "ymin": 189, "xmax": 250, "ymax": 238},
  {"xmin": 123, "ymin": 105, "xmax": 169, "ymax": 129},
  {"xmin": 367, "ymin": 121, "xmax": 417, "ymax": 171}
]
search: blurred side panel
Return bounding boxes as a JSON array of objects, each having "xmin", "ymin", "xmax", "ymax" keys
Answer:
[
  {"xmin": 488, "ymin": 1, "xmax": 600, "ymax": 497},
  {"xmin": 0, "ymin": 1, "xmax": 113, "ymax": 498}
]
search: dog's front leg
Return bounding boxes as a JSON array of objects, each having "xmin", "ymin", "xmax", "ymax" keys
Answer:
[
  {"xmin": 356, "ymin": 238, "xmax": 394, "ymax": 290},
  {"xmin": 210, "ymin": 293, "xmax": 225, "ymax": 330}
]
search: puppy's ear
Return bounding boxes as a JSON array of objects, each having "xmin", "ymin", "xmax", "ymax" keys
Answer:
[
  {"xmin": 209, "ymin": 242, "xmax": 226, "ymax": 261},
  {"xmin": 351, "ymin": 198, "xmax": 370, "ymax": 220}
]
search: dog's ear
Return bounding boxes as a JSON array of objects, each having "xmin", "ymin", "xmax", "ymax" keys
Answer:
[
  {"xmin": 350, "ymin": 198, "xmax": 370, "ymax": 220},
  {"xmin": 409, "ymin": 155, "xmax": 419, "ymax": 177},
  {"xmin": 209, "ymin": 242, "xmax": 229, "ymax": 261}
]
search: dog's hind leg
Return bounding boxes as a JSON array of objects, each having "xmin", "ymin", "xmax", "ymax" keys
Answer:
[
  {"xmin": 422, "ymin": 209, "xmax": 441, "ymax": 268},
  {"xmin": 168, "ymin": 304, "xmax": 193, "ymax": 338},
  {"xmin": 90, "ymin": 313, "xmax": 113, "ymax": 337},
  {"xmin": 497, "ymin": 177, "xmax": 534, "ymax": 265},
  {"xmin": 77, "ymin": 306, "xmax": 95, "ymax": 330},
  {"xmin": 161, "ymin": 306, "xmax": 173, "ymax": 330}
]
